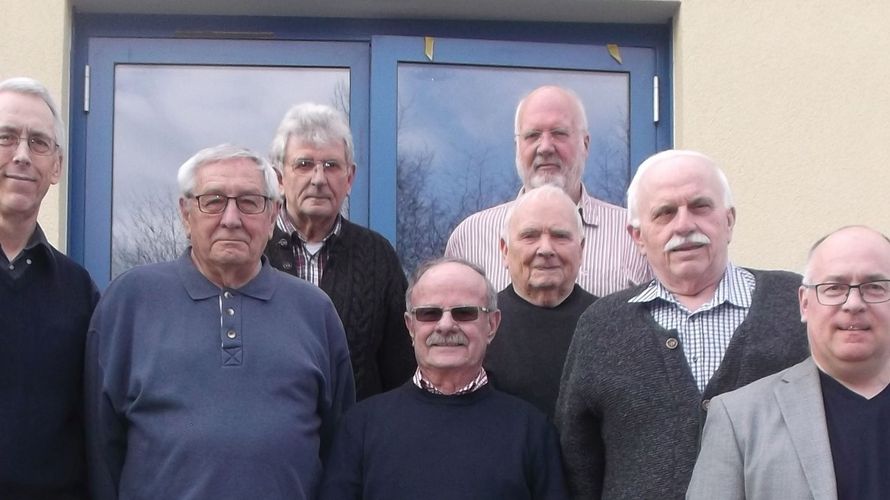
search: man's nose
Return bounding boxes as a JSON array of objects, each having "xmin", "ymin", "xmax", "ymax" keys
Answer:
[{"xmin": 219, "ymin": 198, "xmax": 244, "ymax": 227}]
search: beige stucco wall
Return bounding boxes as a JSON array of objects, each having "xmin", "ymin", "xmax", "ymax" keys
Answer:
[
  {"xmin": 5, "ymin": 1, "xmax": 890, "ymax": 273},
  {"xmin": 0, "ymin": 0, "xmax": 71, "ymax": 249},
  {"xmin": 674, "ymin": 0, "xmax": 890, "ymax": 274}
]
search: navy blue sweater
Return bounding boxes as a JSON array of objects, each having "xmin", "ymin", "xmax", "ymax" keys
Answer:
[
  {"xmin": 0, "ymin": 242, "xmax": 98, "ymax": 499},
  {"xmin": 321, "ymin": 381, "xmax": 568, "ymax": 500}
]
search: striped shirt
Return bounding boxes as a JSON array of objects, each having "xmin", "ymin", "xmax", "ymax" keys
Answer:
[
  {"xmin": 412, "ymin": 367, "xmax": 489, "ymax": 395},
  {"xmin": 629, "ymin": 264, "xmax": 756, "ymax": 392},
  {"xmin": 445, "ymin": 186, "xmax": 652, "ymax": 297},
  {"xmin": 275, "ymin": 204, "xmax": 342, "ymax": 286}
]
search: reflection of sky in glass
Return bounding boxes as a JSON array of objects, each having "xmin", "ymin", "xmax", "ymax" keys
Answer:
[
  {"xmin": 396, "ymin": 63, "xmax": 629, "ymax": 272},
  {"xmin": 111, "ymin": 64, "xmax": 348, "ymax": 276}
]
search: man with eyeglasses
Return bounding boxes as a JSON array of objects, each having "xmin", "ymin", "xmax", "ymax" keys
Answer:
[
  {"xmin": 688, "ymin": 225, "xmax": 890, "ymax": 500},
  {"xmin": 0, "ymin": 77, "xmax": 99, "ymax": 499},
  {"xmin": 265, "ymin": 102, "xmax": 415, "ymax": 401},
  {"xmin": 445, "ymin": 85, "xmax": 651, "ymax": 297},
  {"xmin": 484, "ymin": 185, "xmax": 595, "ymax": 419},
  {"xmin": 320, "ymin": 257, "xmax": 568, "ymax": 499},
  {"xmin": 85, "ymin": 144, "xmax": 355, "ymax": 500},
  {"xmin": 556, "ymin": 150, "xmax": 809, "ymax": 499}
]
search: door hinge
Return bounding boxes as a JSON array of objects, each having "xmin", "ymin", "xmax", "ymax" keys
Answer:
[
  {"xmin": 83, "ymin": 65, "xmax": 90, "ymax": 113},
  {"xmin": 653, "ymin": 76, "xmax": 659, "ymax": 124}
]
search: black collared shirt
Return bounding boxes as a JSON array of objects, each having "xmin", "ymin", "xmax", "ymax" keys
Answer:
[{"xmin": 0, "ymin": 224, "xmax": 53, "ymax": 280}]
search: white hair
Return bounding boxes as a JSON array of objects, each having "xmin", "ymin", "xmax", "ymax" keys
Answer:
[
  {"xmin": 626, "ymin": 149, "xmax": 733, "ymax": 228},
  {"xmin": 0, "ymin": 77, "xmax": 66, "ymax": 157},
  {"xmin": 270, "ymin": 102, "xmax": 354, "ymax": 169},
  {"xmin": 177, "ymin": 144, "xmax": 280, "ymax": 199},
  {"xmin": 501, "ymin": 184, "xmax": 583, "ymax": 245}
]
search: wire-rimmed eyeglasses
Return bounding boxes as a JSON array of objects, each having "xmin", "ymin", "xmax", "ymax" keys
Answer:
[{"xmin": 0, "ymin": 133, "xmax": 58, "ymax": 156}]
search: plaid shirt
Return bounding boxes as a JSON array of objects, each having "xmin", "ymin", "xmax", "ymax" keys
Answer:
[
  {"xmin": 275, "ymin": 204, "xmax": 342, "ymax": 286},
  {"xmin": 412, "ymin": 367, "xmax": 489, "ymax": 395},
  {"xmin": 629, "ymin": 264, "xmax": 755, "ymax": 392}
]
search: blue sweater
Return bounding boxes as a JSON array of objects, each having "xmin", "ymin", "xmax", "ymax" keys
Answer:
[
  {"xmin": 0, "ymin": 239, "xmax": 98, "ymax": 499},
  {"xmin": 85, "ymin": 253, "xmax": 355, "ymax": 500},
  {"xmin": 320, "ymin": 381, "xmax": 569, "ymax": 500}
]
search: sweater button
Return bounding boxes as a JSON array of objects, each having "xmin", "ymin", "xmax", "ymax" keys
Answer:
[
  {"xmin": 277, "ymin": 238, "xmax": 289, "ymax": 247},
  {"xmin": 226, "ymin": 330, "xmax": 237, "ymax": 339},
  {"xmin": 665, "ymin": 337, "xmax": 679, "ymax": 349},
  {"xmin": 701, "ymin": 399, "xmax": 710, "ymax": 411},
  {"xmin": 283, "ymin": 262, "xmax": 293, "ymax": 270}
]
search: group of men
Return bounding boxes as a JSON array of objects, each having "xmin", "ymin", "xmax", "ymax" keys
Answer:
[{"xmin": 3, "ymin": 75, "xmax": 888, "ymax": 500}]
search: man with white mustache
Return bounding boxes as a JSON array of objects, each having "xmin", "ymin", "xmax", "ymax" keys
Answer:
[
  {"xmin": 556, "ymin": 149, "xmax": 809, "ymax": 499},
  {"xmin": 321, "ymin": 258, "xmax": 568, "ymax": 499}
]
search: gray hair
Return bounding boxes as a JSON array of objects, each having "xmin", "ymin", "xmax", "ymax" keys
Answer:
[
  {"xmin": 802, "ymin": 225, "xmax": 890, "ymax": 283},
  {"xmin": 0, "ymin": 77, "xmax": 66, "ymax": 157},
  {"xmin": 501, "ymin": 184, "xmax": 583, "ymax": 245},
  {"xmin": 514, "ymin": 85, "xmax": 588, "ymax": 136},
  {"xmin": 405, "ymin": 257, "xmax": 498, "ymax": 312},
  {"xmin": 270, "ymin": 102, "xmax": 354, "ymax": 169},
  {"xmin": 626, "ymin": 149, "xmax": 734, "ymax": 229},
  {"xmin": 177, "ymin": 144, "xmax": 280, "ymax": 199}
]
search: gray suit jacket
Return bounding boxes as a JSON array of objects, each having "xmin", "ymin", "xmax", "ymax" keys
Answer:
[{"xmin": 686, "ymin": 357, "xmax": 838, "ymax": 500}]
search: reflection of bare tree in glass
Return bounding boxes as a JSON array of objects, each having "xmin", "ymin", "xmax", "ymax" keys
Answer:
[
  {"xmin": 111, "ymin": 187, "xmax": 187, "ymax": 278},
  {"xmin": 397, "ymin": 147, "xmax": 450, "ymax": 273},
  {"xmin": 585, "ymin": 121, "xmax": 630, "ymax": 206}
]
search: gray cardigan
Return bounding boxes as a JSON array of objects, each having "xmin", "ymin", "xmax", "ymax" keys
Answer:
[{"xmin": 555, "ymin": 269, "xmax": 809, "ymax": 500}]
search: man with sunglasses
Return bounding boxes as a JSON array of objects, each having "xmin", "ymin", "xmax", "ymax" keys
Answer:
[
  {"xmin": 85, "ymin": 144, "xmax": 355, "ymax": 500},
  {"xmin": 0, "ymin": 77, "xmax": 99, "ymax": 499},
  {"xmin": 321, "ymin": 258, "xmax": 568, "ymax": 499},
  {"xmin": 688, "ymin": 225, "xmax": 890, "ymax": 499}
]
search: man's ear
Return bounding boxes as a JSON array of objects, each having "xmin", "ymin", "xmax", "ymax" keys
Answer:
[
  {"xmin": 798, "ymin": 285, "xmax": 809, "ymax": 323},
  {"xmin": 178, "ymin": 197, "xmax": 191, "ymax": 239},
  {"xmin": 627, "ymin": 224, "xmax": 646, "ymax": 255},
  {"xmin": 487, "ymin": 309, "xmax": 501, "ymax": 343},
  {"xmin": 499, "ymin": 237, "xmax": 509, "ymax": 269}
]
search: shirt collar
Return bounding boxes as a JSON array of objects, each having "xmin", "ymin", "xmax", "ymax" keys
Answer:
[
  {"xmin": 412, "ymin": 367, "xmax": 489, "ymax": 396},
  {"xmin": 276, "ymin": 202, "xmax": 342, "ymax": 244},
  {"xmin": 177, "ymin": 249, "xmax": 277, "ymax": 301},
  {"xmin": 629, "ymin": 263, "xmax": 751, "ymax": 310}
]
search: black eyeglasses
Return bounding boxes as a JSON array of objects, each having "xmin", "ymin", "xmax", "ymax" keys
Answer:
[
  {"xmin": 190, "ymin": 194, "xmax": 270, "ymax": 215},
  {"xmin": 410, "ymin": 305, "xmax": 492, "ymax": 322},
  {"xmin": 803, "ymin": 280, "xmax": 890, "ymax": 306},
  {"xmin": 0, "ymin": 132, "xmax": 58, "ymax": 156}
]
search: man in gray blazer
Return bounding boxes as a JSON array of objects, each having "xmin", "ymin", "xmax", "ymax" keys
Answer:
[{"xmin": 687, "ymin": 225, "xmax": 890, "ymax": 500}]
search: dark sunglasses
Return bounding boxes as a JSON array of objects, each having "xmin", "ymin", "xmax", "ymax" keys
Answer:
[{"xmin": 410, "ymin": 305, "xmax": 492, "ymax": 322}]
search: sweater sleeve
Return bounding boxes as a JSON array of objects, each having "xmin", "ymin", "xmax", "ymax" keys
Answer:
[
  {"xmin": 84, "ymin": 307, "xmax": 127, "ymax": 500},
  {"xmin": 319, "ymin": 300, "xmax": 357, "ymax": 462},
  {"xmin": 319, "ymin": 409, "xmax": 364, "ymax": 500},
  {"xmin": 376, "ymin": 242, "xmax": 416, "ymax": 391},
  {"xmin": 685, "ymin": 396, "xmax": 746, "ymax": 500},
  {"xmin": 554, "ymin": 312, "xmax": 606, "ymax": 499},
  {"xmin": 528, "ymin": 420, "xmax": 571, "ymax": 500}
]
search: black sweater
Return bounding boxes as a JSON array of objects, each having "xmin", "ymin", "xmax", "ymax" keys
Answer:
[
  {"xmin": 265, "ymin": 218, "xmax": 415, "ymax": 400},
  {"xmin": 0, "ymin": 242, "xmax": 98, "ymax": 499},
  {"xmin": 320, "ymin": 382, "xmax": 569, "ymax": 500},
  {"xmin": 486, "ymin": 284, "xmax": 596, "ymax": 418}
]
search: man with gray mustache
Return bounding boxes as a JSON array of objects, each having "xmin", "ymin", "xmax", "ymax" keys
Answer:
[
  {"xmin": 555, "ymin": 149, "xmax": 810, "ymax": 499},
  {"xmin": 321, "ymin": 258, "xmax": 568, "ymax": 499}
]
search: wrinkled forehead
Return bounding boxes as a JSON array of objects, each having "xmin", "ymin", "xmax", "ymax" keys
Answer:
[
  {"xmin": 285, "ymin": 135, "xmax": 347, "ymax": 159},
  {"xmin": 412, "ymin": 263, "xmax": 487, "ymax": 303},
  {"xmin": 0, "ymin": 91, "xmax": 56, "ymax": 135}
]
